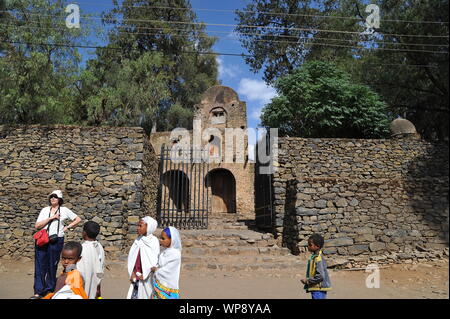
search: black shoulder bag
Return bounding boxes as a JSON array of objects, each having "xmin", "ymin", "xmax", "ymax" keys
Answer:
[{"xmin": 48, "ymin": 207, "xmax": 61, "ymax": 244}]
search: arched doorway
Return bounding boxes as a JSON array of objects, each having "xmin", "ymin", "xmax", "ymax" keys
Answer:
[
  {"xmin": 161, "ymin": 170, "xmax": 190, "ymax": 213},
  {"xmin": 205, "ymin": 169, "xmax": 236, "ymax": 214}
]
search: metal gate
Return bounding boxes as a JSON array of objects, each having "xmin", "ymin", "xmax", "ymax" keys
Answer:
[
  {"xmin": 157, "ymin": 145, "xmax": 210, "ymax": 229},
  {"xmin": 254, "ymin": 132, "xmax": 274, "ymax": 230}
]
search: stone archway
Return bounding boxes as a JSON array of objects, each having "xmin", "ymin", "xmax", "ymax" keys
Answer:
[
  {"xmin": 205, "ymin": 168, "xmax": 236, "ymax": 214},
  {"xmin": 161, "ymin": 170, "xmax": 190, "ymax": 213}
]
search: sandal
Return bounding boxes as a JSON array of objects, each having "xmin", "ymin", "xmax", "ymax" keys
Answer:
[{"xmin": 29, "ymin": 294, "xmax": 42, "ymax": 299}]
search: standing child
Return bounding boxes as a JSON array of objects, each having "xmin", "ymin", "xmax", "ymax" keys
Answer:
[
  {"xmin": 42, "ymin": 241, "xmax": 88, "ymax": 299},
  {"xmin": 151, "ymin": 226, "xmax": 182, "ymax": 299},
  {"xmin": 301, "ymin": 234, "xmax": 332, "ymax": 299},
  {"xmin": 76, "ymin": 221, "xmax": 105, "ymax": 299},
  {"xmin": 126, "ymin": 217, "xmax": 160, "ymax": 299}
]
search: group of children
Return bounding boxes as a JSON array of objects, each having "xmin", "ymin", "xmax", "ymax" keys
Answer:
[
  {"xmin": 41, "ymin": 216, "xmax": 182, "ymax": 299},
  {"xmin": 39, "ymin": 216, "xmax": 330, "ymax": 300}
]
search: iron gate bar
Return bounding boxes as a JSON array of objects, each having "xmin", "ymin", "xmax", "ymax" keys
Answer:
[{"xmin": 157, "ymin": 145, "xmax": 210, "ymax": 229}]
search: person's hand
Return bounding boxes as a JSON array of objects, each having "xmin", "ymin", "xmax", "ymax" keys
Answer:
[
  {"xmin": 130, "ymin": 274, "xmax": 137, "ymax": 283},
  {"xmin": 151, "ymin": 267, "xmax": 157, "ymax": 273},
  {"xmin": 301, "ymin": 278, "xmax": 308, "ymax": 285},
  {"xmin": 63, "ymin": 226, "xmax": 68, "ymax": 232}
]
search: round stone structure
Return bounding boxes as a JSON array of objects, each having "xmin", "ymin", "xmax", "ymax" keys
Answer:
[{"xmin": 390, "ymin": 118, "xmax": 419, "ymax": 138}]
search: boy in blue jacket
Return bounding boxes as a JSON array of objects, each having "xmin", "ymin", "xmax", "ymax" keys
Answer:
[{"xmin": 301, "ymin": 234, "xmax": 332, "ymax": 299}]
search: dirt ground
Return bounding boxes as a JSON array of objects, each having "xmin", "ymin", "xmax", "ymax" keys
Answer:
[{"xmin": 0, "ymin": 258, "xmax": 448, "ymax": 299}]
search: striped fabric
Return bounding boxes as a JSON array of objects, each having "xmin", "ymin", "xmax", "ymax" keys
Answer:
[{"xmin": 152, "ymin": 277, "xmax": 180, "ymax": 299}]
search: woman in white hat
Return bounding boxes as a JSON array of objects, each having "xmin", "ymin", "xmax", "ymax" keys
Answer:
[{"xmin": 31, "ymin": 190, "xmax": 81, "ymax": 299}]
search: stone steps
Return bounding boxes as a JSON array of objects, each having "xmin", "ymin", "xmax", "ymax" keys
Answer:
[
  {"xmin": 183, "ymin": 245, "xmax": 292, "ymax": 257},
  {"xmin": 181, "ymin": 255, "xmax": 305, "ymax": 271},
  {"xmin": 166, "ymin": 214, "xmax": 304, "ymax": 272}
]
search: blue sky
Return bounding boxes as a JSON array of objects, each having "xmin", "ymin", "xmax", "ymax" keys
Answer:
[{"xmin": 72, "ymin": 0, "xmax": 277, "ymax": 142}]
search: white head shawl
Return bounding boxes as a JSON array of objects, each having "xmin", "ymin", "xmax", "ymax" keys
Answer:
[
  {"xmin": 154, "ymin": 226, "xmax": 182, "ymax": 290},
  {"xmin": 142, "ymin": 216, "xmax": 158, "ymax": 236},
  {"xmin": 127, "ymin": 216, "xmax": 160, "ymax": 280},
  {"xmin": 166, "ymin": 226, "xmax": 182, "ymax": 251}
]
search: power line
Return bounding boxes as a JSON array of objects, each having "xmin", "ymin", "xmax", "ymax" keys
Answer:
[
  {"xmin": 1, "ymin": 40, "xmax": 249, "ymax": 57},
  {"xmin": 2, "ymin": 34, "xmax": 447, "ymax": 56},
  {"xmin": 2, "ymin": 40, "xmax": 443, "ymax": 68},
  {"xmin": 1, "ymin": 10, "xmax": 449, "ymax": 39},
  {"xmin": 2, "ymin": 21, "xmax": 448, "ymax": 49},
  {"xmin": 70, "ymin": 1, "xmax": 450, "ymax": 25}
]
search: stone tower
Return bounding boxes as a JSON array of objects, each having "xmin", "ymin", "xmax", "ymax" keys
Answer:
[{"xmin": 194, "ymin": 86, "xmax": 254, "ymax": 217}]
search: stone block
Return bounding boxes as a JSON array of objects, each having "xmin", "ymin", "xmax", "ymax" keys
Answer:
[
  {"xmin": 325, "ymin": 237, "xmax": 353, "ymax": 247},
  {"xmin": 369, "ymin": 242, "xmax": 386, "ymax": 252},
  {"xmin": 348, "ymin": 245, "xmax": 369, "ymax": 255},
  {"xmin": 296, "ymin": 208, "xmax": 318, "ymax": 216},
  {"xmin": 335, "ymin": 198, "xmax": 348, "ymax": 208},
  {"xmin": 315, "ymin": 200, "xmax": 327, "ymax": 209}
]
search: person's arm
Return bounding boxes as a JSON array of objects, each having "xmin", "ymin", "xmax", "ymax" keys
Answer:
[
  {"xmin": 63, "ymin": 216, "xmax": 81, "ymax": 232},
  {"xmin": 63, "ymin": 209, "xmax": 82, "ymax": 232},
  {"xmin": 35, "ymin": 210, "xmax": 59, "ymax": 230}
]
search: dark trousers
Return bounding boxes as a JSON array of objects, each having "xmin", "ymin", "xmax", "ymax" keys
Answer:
[{"xmin": 33, "ymin": 237, "xmax": 64, "ymax": 296}]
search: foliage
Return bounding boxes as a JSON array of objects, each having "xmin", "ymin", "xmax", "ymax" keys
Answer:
[
  {"xmin": 0, "ymin": 0, "xmax": 86, "ymax": 125},
  {"xmin": 261, "ymin": 61, "xmax": 391, "ymax": 138},
  {"xmin": 237, "ymin": 0, "xmax": 449, "ymax": 140}
]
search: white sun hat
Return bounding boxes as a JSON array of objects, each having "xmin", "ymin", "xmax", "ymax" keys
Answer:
[{"xmin": 49, "ymin": 190, "xmax": 63, "ymax": 199}]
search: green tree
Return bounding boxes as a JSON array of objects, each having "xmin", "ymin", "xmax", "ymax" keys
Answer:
[
  {"xmin": 79, "ymin": 51, "xmax": 172, "ymax": 131},
  {"xmin": 0, "ymin": 0, "xmax": 87, "ymax": 125},
  {"xmin": 235, "ymin": 0, "xmax": 361, "ymax": 84},
  {"xmin": 236, "ymin": 0, "xmax": 449, "ymax": 140},
  {"xmin": 350, "ymin": 0, "xmax": 449, "ymax": 140},
  {"xmin": 261, "ymin": 61, "xmax": 391, "ymax": 138},
  {"xmin": 99, "ymin": 0, "xmax": 219, "ymax": 131}
]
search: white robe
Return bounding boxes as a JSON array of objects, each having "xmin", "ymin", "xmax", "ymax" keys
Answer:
[
  {"xmin": 76, "ymin": 240, "xmax": 105, "ymax": 299},
  {"xmin": 154, "ymin": 226, "xmax": 182, "ymax": 292},
  {"xmin": 126, "ymin": 217, "xmax": 160, "ymax": 299},
  {"xmin": 51, "ymin": 285, "xmax": 84, "ymax": 299}
]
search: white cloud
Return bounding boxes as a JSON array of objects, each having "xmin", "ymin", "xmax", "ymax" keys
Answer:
[
  {"xmin": 216, "ymin": 57, "xmax": 241, "ymax": 79},
  {"xmin": 238, "ymin": 78, "xmax": 277, "ymax": 122},
  {"xmin": 251, "ymin": 107, "xmax": 264, "ymax": 120},
  {"xmin": 237, "ymin": 78, "xmax": 277, "ymax": 105}
]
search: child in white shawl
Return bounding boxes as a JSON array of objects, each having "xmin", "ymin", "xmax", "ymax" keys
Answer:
[
  {"xmin": 76, "ymin": 221, "xmax": 105, "ymax": 299},
  {"xmin": 151, "ymin": 226, "xmax": 182, "ymax": 299},
  {"xmin": 126, "ymin": 217, "xmax": 160, "ymax": 299}
]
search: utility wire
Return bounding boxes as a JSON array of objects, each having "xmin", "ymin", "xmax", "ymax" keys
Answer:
[
  {"xmin": 1, "ymin": 40, "xmax": 249, "ymax": 57},
  {"xmin": 2, "ymin": 40, "xmax": 443, "ymax": 67},
  {"xmin": 70, "ymin": 1, "xmax": 450, "ymax": 25},
  {"xmin": 1, "ymin": 20, "xmax": 448, "ymax": 48},
  {"xmin": 2, "ymin": 37, "xmax": 448, "ymax": 56},
  {"xmin": 1, "ymin": 10, "xmax": 449, "ymax": 39}
]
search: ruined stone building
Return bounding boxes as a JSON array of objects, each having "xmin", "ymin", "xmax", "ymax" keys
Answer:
[{"xmin": 150, "ymin": 86, "xmax": 255, "ymax": 229}]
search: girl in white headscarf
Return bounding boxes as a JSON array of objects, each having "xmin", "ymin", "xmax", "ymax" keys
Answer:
[
  {"xmin": 151, "ymin": 226, "xmax": 182, "ymax": 299},
  {"xmin": 126, "ymin": 217, "xmax": 160, "ymax": 299}
]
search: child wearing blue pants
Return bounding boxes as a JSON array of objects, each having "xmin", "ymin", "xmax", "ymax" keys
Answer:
[{"xmin": 301, "ymin": 234, "xmax": 332, "ymax": 299}]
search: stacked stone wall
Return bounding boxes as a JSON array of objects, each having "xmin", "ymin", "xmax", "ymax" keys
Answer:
[
  {"xmin": 271, "ymin": 138, "xmax": 449, "ymax": 258},
  {"xmin": 0, "ymin": 125, "xmax": 158, "ymax": 259}
]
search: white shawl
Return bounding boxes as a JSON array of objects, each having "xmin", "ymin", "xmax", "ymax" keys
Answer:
[
  {"xmin": 154, "ymin": 226, "xmax": 182, "ymax": 290},
  {"xmin": 76, "ymin": 241, "xmax": 105, "ymax": 299},
  {"xmin": 126, "ymin": 217, "xmax": 160, "ymax": 299},
  {"xmin": 51, "ymin": 285, "xmax": 84, "ymax": 299}
]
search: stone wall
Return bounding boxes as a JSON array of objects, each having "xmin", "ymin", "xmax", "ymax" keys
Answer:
[
  {"xmin": 271, "ymin": 138, "xmax": 449, "ymax": 258},
  {"xmin": 0, "ymin": 125, "xmax": 159, "ymax": 259}
]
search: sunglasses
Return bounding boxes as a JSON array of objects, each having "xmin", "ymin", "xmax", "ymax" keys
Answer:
[{"xmin": 49, "ymin": 194, "xmax": 59, "ymax": 199}]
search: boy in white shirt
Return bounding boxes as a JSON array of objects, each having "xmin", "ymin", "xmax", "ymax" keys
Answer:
[{"xmin": 76, "ymin": 221, "xmax": 105, "ymax": 299}]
